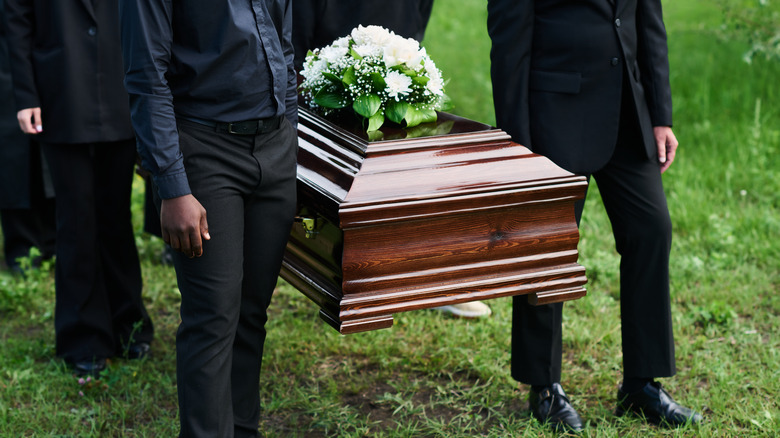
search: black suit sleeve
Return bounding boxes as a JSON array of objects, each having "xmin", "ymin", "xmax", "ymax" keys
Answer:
[
  {"xmin": 487, "ymin": 0, "xmax": 534, "ymax": 148},
  {"xmin": 4, "ymin": 0, "xmax": 39, "ymax": 110},
  {"xmin": 636, "ymin": 0, "xmax": 673, "ymax": 127}
]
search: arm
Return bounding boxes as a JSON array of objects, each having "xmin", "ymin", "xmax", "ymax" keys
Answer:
[
  {"xmin": 637, "ymin": 0, "xmax": 676, "ymax": 170},
  {"xmin": 487, "ymin": 0, "xmax": 534, "ymax": 148},
  {"xmin": 4, "ymin": 0, "xmax": 43, "ymax": 133},
  {"xmin": 119, "ymin": 0, "xmax": 209, "ymax": 257},
  {"xmin": 282, "ymin": 0, "xmax": 298, "ymax": 128}
]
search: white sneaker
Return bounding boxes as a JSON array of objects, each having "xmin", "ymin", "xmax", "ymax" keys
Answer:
[{"xmin": 435, "ymin": 301, "xmax": 492, "ymax": 318}]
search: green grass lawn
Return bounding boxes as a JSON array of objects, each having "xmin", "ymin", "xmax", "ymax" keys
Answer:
[{"xmin": 1, "ymin": 0, "xmax": 778, "ymax": 436}]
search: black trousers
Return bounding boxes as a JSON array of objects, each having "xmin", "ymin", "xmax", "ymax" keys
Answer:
[
  {"xmin": 167, "ymin": 118, "xmax": 297, "ymax": 438},
  {"xmin": 42, "ymin": 140, "xmax": 153, "ymax": 363},
  {"xmin": 1, "ymin": 140, "xmax": 56, "ymax": 269},
  {"xmin": 0, "ymin": 203, "xmax": 56, "ymax": 269},
  {"xmin": 511, "ymin": 89, "xmax": 676, "ymax": 385}
]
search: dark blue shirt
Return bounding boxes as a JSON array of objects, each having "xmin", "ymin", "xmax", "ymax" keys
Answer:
[{"xmin": 119, "ymin": 0, "xmax": 297, "ymax": 199}]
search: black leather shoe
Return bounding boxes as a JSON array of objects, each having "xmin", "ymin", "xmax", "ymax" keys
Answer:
[
  {"xmin": 125, "ymin": 342, "xmax": 151, "ymax": 360},
  {"xmin": 72, "ymin": 358, "xmax": 107, "ymax": 378},
  {"xmin": 529, "ymin": 383, "xmax": 584, "ymax": 433},
  {"xmin": 616, "ymin": 381, "xmax": 703, "ymax": 426}
]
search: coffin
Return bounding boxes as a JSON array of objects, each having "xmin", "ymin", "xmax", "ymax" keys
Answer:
[{"xmin": 280, "ymin": 107, "xmax": 588, "ymax": 334}]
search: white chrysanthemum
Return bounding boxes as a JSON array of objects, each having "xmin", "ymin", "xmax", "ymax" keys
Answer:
[
  {"xmin": 385, "ymin": 70, "xmax": 413, "ymax": 99},
  {"xmin": 425, "ymin": 77, "xmax": 444, "ymax": 96},
  {"xmin": 383, "ymin": 37, "xmax": 423, "ymax": 68},
  {"xmin": 423, "ymin": 58, "xmax": 441, "ymax": 81},
  {"xmin": 406, "ymin": 46, "xmax": 428, "ymax": 71},
  {"xmin": 351, "ymin": 25, "xmax": 394, "ymax": 47},
  {"xmin": 353, "ymin": 43, "xmax": 382, "ymax": 58},
  {"xmin": 332, "ymin": 36, "xmax": 350, "ymax": 48},
  {"xmin": 319, "ymin": 45, "xmax": 349, "ymax": 64}
]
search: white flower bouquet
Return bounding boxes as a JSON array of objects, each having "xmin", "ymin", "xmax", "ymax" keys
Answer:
[{"xmin": 299, "ymin": 25, "xmax": 448, "ymax": 132}]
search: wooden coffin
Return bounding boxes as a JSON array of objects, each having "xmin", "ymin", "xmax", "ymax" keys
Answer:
[{"xmin": 280, "ymin": 107, "xmax": 588, "ymax": 334}]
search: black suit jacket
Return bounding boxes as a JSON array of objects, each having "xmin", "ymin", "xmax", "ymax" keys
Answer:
[
  {"xmin": 488, "ymin": 0, "xmax": 672, "ymax": 174},
  {"xmin": 292, "ymin": 0, "xmax": 435, "ymax": 69},
  {"xmin": 4, "ymin": 0, "xmax": 133, "ymax": 144}
]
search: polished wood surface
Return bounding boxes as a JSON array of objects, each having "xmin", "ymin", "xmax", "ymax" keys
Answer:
[{"xmin": 281, "ymin": 108, "xmax": 588, "ymax": 333}]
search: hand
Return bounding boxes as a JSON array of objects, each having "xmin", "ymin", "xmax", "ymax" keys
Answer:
[
  {"xmin": 17, "ymin": 108, "xmax": 43, "ymax": 134},
  {"xmin": 653, "ymin": 126, "xmax": 678, "ymax": 174},
  {"xmin": 160, "ymin": 194, "xmax": 210, "ymax": 258}
]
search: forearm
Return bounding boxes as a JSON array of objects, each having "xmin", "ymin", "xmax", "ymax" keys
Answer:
[
  {"xmin": 636, "ymin": 0, "xmax": 673, "ymax": 127},
  {"xmin": 282, "ymin": 0, "xmax": 298, "ymax": 128},
  {"xmin": 4, "ymin": 0, "xmax": 40, "ymax": 110},
  {"xmin": 119, "ymin": 0, "xmax": 190, "ymax": 199}
]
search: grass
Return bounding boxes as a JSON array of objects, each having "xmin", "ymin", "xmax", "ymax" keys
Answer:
[{"xmin": 1, "ymin": 0, "xmax": 778, "ymax": 436}]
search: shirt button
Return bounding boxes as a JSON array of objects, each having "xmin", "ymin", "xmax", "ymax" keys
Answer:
[
  {"xmin": 88, "ymin": 26, "xmax": 97, "ymax": 36},
  {"xmin": 610, "ymin": 57, "xmax": 620, "ymax": 66},
  {"xmin": 615, "ymin": 18, "xmax": 622, "ymax": 28}
]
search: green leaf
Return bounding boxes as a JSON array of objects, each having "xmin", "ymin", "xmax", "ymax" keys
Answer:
[
  {"xmin": 370, "ymin": 73, "xmax": 387, "ymax": 91},
  {"xmin": 404, "ymin": 106, "xmax": 437, "ymax": 128},
  {"xmin": 367, "ymin": 111, "xmax": 385, "ymax": 132},
  {"xmin": 342, "ymin": 66, "xmax": 356, "ymax": 86},
  {"xmin": 437, "ymin": 94, "xmax": 453, "ymax": 112},
  {"xmin": 313, "ymin": 90, "xmax": 347, "ymax": 109},
  {"xmin": 418, "ymin": 107, "xmax": 438, "ymax": 124},
  {"xmin": 403, "ymin": 106, "xmax": 424, "ymax": 128},
  {"xmin": 322, "ymin": 72, "xmax": 342, "ymax": 85},
  {"xmin": 353, "ymin": 94, "xmax": 382, "ymax": 118},
  {"xmin": 412, "ymin": 75, "xmax": 430, "ymax": 86},
  {"xmin": 386, "ymin": 101, "xmax": 409, "ymax": 124},
  {"xmin": 349, "ymin": 47, "xmax": 363, "ymax": 60}
]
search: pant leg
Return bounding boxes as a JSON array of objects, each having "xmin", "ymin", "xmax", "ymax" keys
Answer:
[
  {"xmin": 173, "ymin": 118, "xmax": 296, "ymax": 438},
  {"xmin": 93, "ymin": 140, "xmax": 154, "ymax": 350},
  {"xmin": 231, "ymin": 119, "xmax": 297, "ymax": 437},
  {"xmin": 0, "ymin": 141, "xmax": 56, "ymax": 269},
  {"xmin": 43, "ymin": 143, "xmax": 116, "ymax": 362},
  {"xmin": 1, "ymin": 204, "xmax": 54, "ymax": 269},
  {"xmin": 510, "ymin": 187, "xmax": 588, "ymax": 385},
  {"xmin": 592, "ymin": 118, "xmax": 676, "ymax": 379}
]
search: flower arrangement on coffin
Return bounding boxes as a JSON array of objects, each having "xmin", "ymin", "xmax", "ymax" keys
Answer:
[{"xmin": 299, "ymin": 25, "xmax": 448, "ymax": 132}]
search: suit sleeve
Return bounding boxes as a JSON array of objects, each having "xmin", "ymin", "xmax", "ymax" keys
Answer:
[
  {"xmin": 636, "ymin": 0, "xmax": 673, "ymax": 127},
  {"xmin": 4, "ymin": 0, "xmax": 40, "ymax": 111},
  {"xmin": 487, "ymin": 0, "xmax": 535, "ymax": 148},
  {"xmin": 282, "ymin": 0, "xmax": 298, "ymax": 128},
  {"xmin": 118, "ymin": 0, "xmax": 191, "ymax": 200}
]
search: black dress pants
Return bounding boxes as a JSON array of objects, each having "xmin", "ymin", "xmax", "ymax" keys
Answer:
[
  {"xmin": 42, "ymin": 140, "xmax": 153, "ymax": 363},
  {"xmin": 168, "ymin": 118, "xmax": 297, "ymax": 438},
  {"xmin": 1, "ymin": 140, "xmax": 56, "ymax": 269},
  {"xmin": 511, "ymin": 90, "xmax": 676, "ymax": 385}
]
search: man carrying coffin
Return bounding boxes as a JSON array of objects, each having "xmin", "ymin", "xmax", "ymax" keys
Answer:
[
  {"xmin": 119, "ymin": 1, "xmax": 298, "ymax": 436},
  {"xmin": 487, "ymin": 0, "xmax": 703, "ymax": 432}
]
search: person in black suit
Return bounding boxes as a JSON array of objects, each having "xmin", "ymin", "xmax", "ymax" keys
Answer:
[
  {"xmin": 292, "ymin": 0, "xmax": 435, "ymax": 70},
  {"xmin": 5, "ymin": 0, "xmax": 154, "ymax": 376},
  {"xmin": 488, "ymin": 0, "xmax": 702, "ymax": 432},
  {"xmin": 120, "ymin": 0, "xmax": 298, "ymax": 435},
  {"xmin": 0, "ymin": 0, "xmax": 55, "ymax": 274}
]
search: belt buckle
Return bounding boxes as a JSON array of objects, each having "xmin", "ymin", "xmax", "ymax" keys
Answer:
[
  {"xmin": 227, "ymin": 122, "xmax": 242, "ymax": 135},
  {"xmin": 227, "ymin": 121, "xmax": 256, "ymax": 135}
]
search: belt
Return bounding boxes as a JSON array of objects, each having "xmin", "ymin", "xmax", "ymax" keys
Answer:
[{"xmin": 183, "ymin": 115, "xmax": 283, "ymax": 135}]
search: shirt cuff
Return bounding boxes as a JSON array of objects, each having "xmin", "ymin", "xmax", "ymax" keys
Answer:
[{"xmin": 153, "ymin": 170, "xmax": 192, "ymax": 200}]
